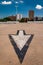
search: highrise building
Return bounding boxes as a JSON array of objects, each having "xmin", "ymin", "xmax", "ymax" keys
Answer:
[{"xmin": 29, "ymin": 10, "xmax": 34, "ymax": 21}]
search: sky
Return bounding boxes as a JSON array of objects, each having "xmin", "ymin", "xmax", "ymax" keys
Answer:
[{"xmin": 0, "ymin": 0, "xmax": 43, "ymax": 18}]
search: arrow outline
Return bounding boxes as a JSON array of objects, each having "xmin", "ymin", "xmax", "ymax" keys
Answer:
[{"xmin": 9, "ymin": 30, "xmax": 34, "ymax": 63}]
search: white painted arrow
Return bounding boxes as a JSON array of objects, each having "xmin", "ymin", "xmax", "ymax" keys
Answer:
[{"xmin": 11, "ymin": 30, "xmax": 31, "ymax": 51}]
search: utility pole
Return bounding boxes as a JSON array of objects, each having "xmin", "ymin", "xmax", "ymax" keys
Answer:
[{"xmin": 15, "ymin": 6, "xmax": 18, "ymax": 21}]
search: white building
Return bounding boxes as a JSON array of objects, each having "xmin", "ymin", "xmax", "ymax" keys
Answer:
[{"xmin": 16, "ymin": 14, "xmax": 22, "ymax": 20}]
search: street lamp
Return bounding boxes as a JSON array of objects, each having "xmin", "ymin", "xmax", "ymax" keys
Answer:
[
  {"xmin": 15, "ymin": 6, "xmax": 18, "ymax": 21},
  {"xmin": 15, "ymin": 0, "xmax": 24, "ymax": 21},
  {"xmin": 15, "ymin": 6, "xmax": 18, "ymax": 15}
]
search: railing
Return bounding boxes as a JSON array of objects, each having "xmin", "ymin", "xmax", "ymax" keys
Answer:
[
  {"xmin": 0, "ymin": 21, "xmax": 19, "ymax": 24},
  {"xmin": 0, "ymin": 21, "xmax": 43, "ymax": 24},
  {"xmin": 27, "ymin": 21, "xmax": 43, "ymax": 23}
]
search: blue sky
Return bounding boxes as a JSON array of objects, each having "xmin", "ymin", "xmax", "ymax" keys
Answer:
[{"xmin": 0, "ymin": 0, "xmax": 43, "ymax": 18}]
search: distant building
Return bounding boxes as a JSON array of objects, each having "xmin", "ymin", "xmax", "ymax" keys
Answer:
[
  {"xmin": 29, "ymin": 10, "xmax": 34, "ymax": 21},
  {"xmin": 38, "ymin": 17, "xmax": 42, "ymax": 21},
  {"xmin": 42, "ymin": 17, "xmax": 43, "ymax": 21},
  {"xmin": 34, "ymin": 17, "xmax": 43, "ymax": 21},
  {"xmin": 16, "ymin": 14, "xmax": 22, "ymax": 20},
  {"xmin": 34, "ymin": 17, "xmax": 38, "ymax": 21},
  {"xmin": 8, "ymin": 16, "xmax": 16, "ymax": 21}
]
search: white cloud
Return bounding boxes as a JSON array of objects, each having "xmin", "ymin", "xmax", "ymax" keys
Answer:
[
  {"xmin": 15, "ymin": 1, "xmax": 24, "ymax": 4},
  {"xmin": 36, "ymin": 5, "xmax": 43, "ymax": 9},
  {"xmin": 15, "ymin": 1, "xmax": 19, "ymax": 4},
  {"xmin": 1, "ymin": 1, "xmax": 12, "ymax": 5},
  {"xmin": 20, "ymin": 0, "xmax": 24, "ymax": 3}
]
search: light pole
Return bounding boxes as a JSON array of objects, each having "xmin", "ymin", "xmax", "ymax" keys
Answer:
[
  {"xmin": 15, "ymin": 6, "xmax": 18, "ymax": 21},
  {"xmin": 15, "ymin": 6, "xmax": 18, "ymax": 15},
  {"xmin": 15, "ymin": 0, "xmax": 24, "ymax": 21}
]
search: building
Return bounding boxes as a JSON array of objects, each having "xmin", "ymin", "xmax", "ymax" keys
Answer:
[
  {"xmin": 42, "ymin": 17, "xmax": 43, "ymax": 21},
  {"xmin": 16, "ymin": 14, "xmax": 22, "ymax": 20},
  {"xmin": 34, "ymin": 17, "xmax": 43, "ymax": 21},
  {"xmin": 38, "ymin": 17, "xmax": 42, "ymax": 21},
  {"xmin": 29, "ymin": 10, "xmax": 34, "ymax": 21},
  {"xmin": 34, "ymin": 17, "xmax": 38, "ymax": 21},
  {"xmin": 8, "ymin": 15, "xmax": 16, "ymax": 21}
]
